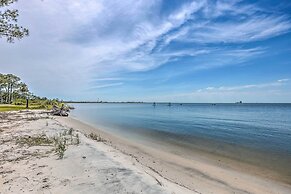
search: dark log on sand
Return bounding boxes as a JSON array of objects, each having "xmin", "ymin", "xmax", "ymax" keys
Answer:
[{"xmin": 51, "ymin": 105, "xmax": 69, "ymax": 117}]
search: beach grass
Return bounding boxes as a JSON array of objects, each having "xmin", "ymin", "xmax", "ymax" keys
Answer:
[
  {"xmin": 0, "ymin": 104, "xmax": 51, "ymax": 112},
  {"xmin": 0, "ymin": 105, "xmax": 27, "ymax": 112}
]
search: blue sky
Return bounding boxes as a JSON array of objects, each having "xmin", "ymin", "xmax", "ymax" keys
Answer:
[{"xmin": 0, "ymin": 0, "xmax": 291, "ymax": 102}]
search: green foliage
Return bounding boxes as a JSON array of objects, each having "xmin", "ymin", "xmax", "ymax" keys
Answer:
[
  {"xmin": 88, "ymin": 133, "xmax": 105, "ymax": 142},
  {"xmin": 68, "ymin": 128, "xmax": 73, "ymax": 136},
  {"xmin": 76, "ymin": 134, "xmax": 80, "ymax": 145},
  {"xmin": 0, "ymin": 0, "xmax": 29, "ymax": 43},
  {"xmin": 14, "ymin": 127, "xmax": 81, "ymax": 160},
  {"xmin": 0, "ymin": 73, "xmax": 63, "ymax": 112},
  {"xmin": 55, "ymin": 138, "xmax": 67, "ymax": 159},
  {"xmin": 52, "ymin": 129, "xmax": 80, "ymax": 159},
  {"xmin": 13, "ymin": 98, "xmax": 26, "ymax": 105},
  {"xmin": 0, "ymin": 100, "xmax": 64, "ymax": 112},
  {"xmin": 16, "ymin": 134, "xmax": 54, "ymax": 147},
  {"xmin": 0, "ymin": 104, "xmax": 27, "ymax": 112},
  {"xmin": 0, "ymin": 73, "xmax": 26, "ymax": 104}
]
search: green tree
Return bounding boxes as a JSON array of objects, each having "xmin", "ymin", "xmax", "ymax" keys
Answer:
[
  {"xmin": 17, "ymin": 81, "xmax": 29, "ymax": 100},
  {"xmin": 0, "ymin": 73, "xmax": 6, "ymax": 103},
  {"xmin": 7, "ymin": 74, "xmax": 20, "ymax": 103},
  {"xmin": 0, "ymin": 0, "xmax": 29, "ymax": 43},
  {"xmin": 0, "ymin": 74, "xmax": 21, "ymax": 103}
]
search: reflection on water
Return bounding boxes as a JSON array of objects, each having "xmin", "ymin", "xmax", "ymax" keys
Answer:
[{"xmin": 70, "ymin": 103, "xmax": 291, "ymax": 181}]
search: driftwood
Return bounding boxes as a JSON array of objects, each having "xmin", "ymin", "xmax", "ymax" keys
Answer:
[{"xmin": 51, "ymin": 105, "xmax": 69, "ymax": 117}]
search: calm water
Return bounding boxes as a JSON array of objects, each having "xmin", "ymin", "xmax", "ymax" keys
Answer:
[{"xmin": 70, "ymin": 103, "xmax": 291, "ymax": 179}]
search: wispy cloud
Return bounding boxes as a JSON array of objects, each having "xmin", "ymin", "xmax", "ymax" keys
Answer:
[
  {"xmin": 183, "ymin": 16, "xmax": 291, "ymax": 43},
  {"xmin": 188, "ymin": 47, "xmax": 266, "ymax": 71},
  {"xmin": 278, "ymin": 79, "xmax": 289, "ymax": 82},
  {"xmin": 93, "ymin": 78, "xmax": 123, "ymax": 81},
  {"xmin": 91, "ymin": 82, "xmax": 123, "ymax": 89},
  {"xmin": 144, "ymin": 79, "xmax": 291, "ymax": 103},
  {"xmin": 197, "ymin": 79, "xmax": 289, "ymax": 92},
  {"xmin": 0, "ymin": 0, "xmax": 290, "ymax": 100}
]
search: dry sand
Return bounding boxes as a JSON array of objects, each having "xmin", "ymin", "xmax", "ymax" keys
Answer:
[
  {"xmin": 1, "ymin": 110, "xmax": 291, "ymax": 194},
  {"xmin": 0, "ymin": 110, "xmax": 191, "ymax": 194}
]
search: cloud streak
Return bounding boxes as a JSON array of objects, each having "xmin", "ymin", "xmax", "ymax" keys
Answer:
[
  {"xmin": 196, "ymin": 79, "xmax": 289, "ymax": 92},
  {"xmin": 90, "ymin": 82, "xmax": 124, "ymax": 89},
  {"xmin": 0, "ymin": 0, "xmax": 290, "ymax": 100},
  {"xmin": 143, "ymin": 79, "xmax": 291, "ymax": 103}
]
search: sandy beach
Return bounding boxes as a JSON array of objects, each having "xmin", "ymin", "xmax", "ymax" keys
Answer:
[
  {"xmin": 1, "ymin": 0, "xmax": 291, "ymax": 193},
  {"xmin": 1, "ymin": 110, "xmax": 291, "ymax": 194}
]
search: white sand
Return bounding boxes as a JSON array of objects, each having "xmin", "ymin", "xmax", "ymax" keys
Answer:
[
  {"xmin": 1, "ymin": 110, "xmax": 291, "ymax": 194},
  {"xmin": 0, "ymin": 110, "xmax": 192, "ymax": 194}
]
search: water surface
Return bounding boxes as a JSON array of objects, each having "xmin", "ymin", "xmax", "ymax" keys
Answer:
[{"xmin": 70, "ymin": 103, "xmax": 291, "ymax": 181}]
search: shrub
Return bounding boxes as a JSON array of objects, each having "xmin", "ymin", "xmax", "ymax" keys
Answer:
[
  {"xmin": 54, "ymin": 137, "xmax": 67, "ymax": 159},
  {"xmin": 88, "ymin": 133, "xmax": 104, "ymax": 142}
]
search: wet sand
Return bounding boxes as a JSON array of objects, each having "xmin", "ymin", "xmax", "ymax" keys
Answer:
[
  {"xmin": 129, "ymin": 129, "xmax": 291, "ymax": 184},
  {"xmin": 58, "ymin": 115, "xmax": 291, "ymax": 194}
]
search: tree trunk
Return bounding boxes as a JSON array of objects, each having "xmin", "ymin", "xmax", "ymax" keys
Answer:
[
  {"xmin": 26, "ymin": 98, "xmax": 29, "ymax": 109},
  {"xmin": 6, "ymin": 84, "xmax": 10, "ymax": 103},
  {"xmin": 10, "ymin": 84, "xmax": 13, "ymax": 103}
]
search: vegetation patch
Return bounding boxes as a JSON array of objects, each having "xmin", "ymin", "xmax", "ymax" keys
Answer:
[
  {"xmin": 1, "ymin": 73, "xmax": 65, "ymax": 112},
  {"xmin": 54, "ymin": 137, "xmax": 67, "ymax": 159},
  {"xmin": 0, "ymin": 105, "xmax": 27, "ymax": 112},
  {"xmin": 15, "ymin": 128, "xmax": 80, "ymax": 160},
  {"xmin": 16, "ymin": 134, "xmax": 54, "ymax": 147},
  {"xmin": 88, "ymin": 133, "xmax": 106, "ymax": 142}
]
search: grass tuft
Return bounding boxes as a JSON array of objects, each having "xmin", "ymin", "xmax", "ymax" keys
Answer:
[
  {"xmin": 54, "ymin": 137, "xmax": 67, "ymax": 159},
  {"xmin": 16, "ymin": 128, "xmax": 80, "ymax": 160},
  {"xmin": 16, "ymin": 135, "xmax": 54, "ymax": 147},
  {"xmin": 88, "ymin": 133, "xmax": 105, "ymax": 142}
]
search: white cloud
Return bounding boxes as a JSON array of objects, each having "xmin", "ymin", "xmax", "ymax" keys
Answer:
[
  {"xmin": 196, "ymin": 79, "xmax": 289, "ymax": 92},
  {"xmin": 144, "ymin": 79, "xmax": 291, "ymax": 103},
  {"xmin": 278, "ymin": 79, "xmax": 289, "ymax": 82},
  {"xmin": 185, "ymin": 16, "xmax": 291, "ymax": 43},
  {"xmin": 92, "ymin": 78, "xmax": 123, "ymax": 81},
  {"xmin": 0, "ymin": 0, "xmax": 290, "ymax": 99},
  {"xmin": 90, "ymin": 82, "xmax": 123, "ymax": 89}
]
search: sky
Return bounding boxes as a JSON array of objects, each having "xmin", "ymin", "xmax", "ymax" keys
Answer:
[{"xmin": 0, "ymin": 0, "xmax": 291, "ymax": 102}]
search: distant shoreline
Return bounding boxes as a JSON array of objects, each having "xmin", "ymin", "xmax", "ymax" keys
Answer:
[{"xmin": 65, "ymin": 101, "xmax": 291, "ymax": 104}]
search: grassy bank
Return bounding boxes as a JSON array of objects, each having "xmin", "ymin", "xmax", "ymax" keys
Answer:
[
  {"xmin": 0, "ymin": 100, "xmax": 64, "ymax": 112},
  {"xmin": 0, "ymin": 105, "xmax": 27, "ymax": 112},
  {"xmin": 0, "ymin": 104, "xmax": 50, "ymax": 112}
]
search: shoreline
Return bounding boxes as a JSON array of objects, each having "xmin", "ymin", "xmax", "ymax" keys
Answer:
[
  {"xmin": 58, "ymin": 115, "xmax": 291, "ymax": 194},
  {"xmin": 1, "ymin": 110, "xmax": 291, "ymax": 193},
  {"xmin": 0, "ymin": 110, "xmax": 191, "ymax": 194}
]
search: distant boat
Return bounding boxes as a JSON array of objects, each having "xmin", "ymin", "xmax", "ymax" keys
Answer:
[
  {"xmin": 168, "ymin": 103, "xmax": 172, "ymax": 106},
  {"xmin": 235, "ymin": 101, "xmax": 243, "ymax": 104},
  {"xmin": 153, "ymin": 102, "xmax": 156, "ymax": 106}
]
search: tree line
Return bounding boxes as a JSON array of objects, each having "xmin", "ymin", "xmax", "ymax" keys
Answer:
[
  {"xmin": 0, "ymin": 73, "xmax": 63, "ymax": 110},
  {"xmin": 0, "ymin": 73, "xmax": 30, "ymax": 104}
]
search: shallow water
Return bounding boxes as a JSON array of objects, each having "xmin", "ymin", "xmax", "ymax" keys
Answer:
[{"xmin": 70, "ymin": 103, "xmax": 291, "ymax": 181}]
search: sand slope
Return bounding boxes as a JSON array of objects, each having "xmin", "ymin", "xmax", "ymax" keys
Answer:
[{"xmin": 0, "ymin": 110, "xmax": 192, "ymax": 194}]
